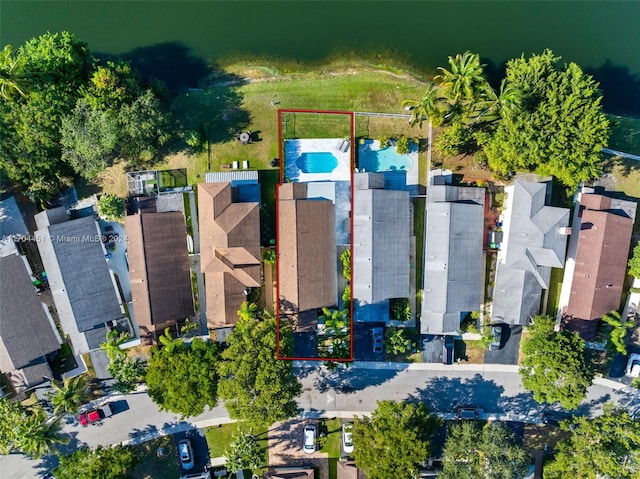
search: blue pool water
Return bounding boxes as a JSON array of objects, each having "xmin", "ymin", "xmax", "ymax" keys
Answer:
[
  {"xmin": 296, "ymin": 152, "xmax": 338, "ymax": 173},
  {"xmin": 359, "ymin": 145, "xmax": 412, "ymax": 173}
]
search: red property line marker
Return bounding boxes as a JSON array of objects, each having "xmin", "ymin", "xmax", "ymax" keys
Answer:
[{"xmin": 275, "ymin": 109, "xmax": 355, "ymax": 362}]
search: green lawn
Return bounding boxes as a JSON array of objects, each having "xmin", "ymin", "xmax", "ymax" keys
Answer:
[
  {"xmin": 204, "ymin": 422, "xmax": 269, "ymax": 474},
  {"xmin": 607, "ymin": 114, "xmax": 640, "ymax": 154},
  {"xmin": 130, "ymin": 435, "xmax": 180, "ymax": 479},
  {"xmin": 319, "ymin": 418, "xmax": 342, "ymax": 479},
  {"xmin": 545, "ymin": 268, "xmax": 564, "ymax": 316}
]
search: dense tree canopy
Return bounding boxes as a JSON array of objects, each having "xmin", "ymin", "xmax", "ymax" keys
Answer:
[
  {"xmin": 440, "ymin": 421, "xmax": 530, "ymax": 479},
  {"xmin": 519, "ymin": 315, "xmax": 594, "ymax": 409},
  {"xmin": 352, "ymin": 400, "xmax": 441, "ymax": 479},
  {"xmin": 0, "ymin": 399, "xmax": 68, "ymax": 458},
  {"xmin": 628, "ymin": 243, "xmax": 640, "ymax": 278},
  {"xmin": 224, "ymin": 431, "xmax": 264, "ymax": 473},
  {"xmin": 217, "ymin": 311, "xmax": 302, "ymax": 429},
  {"xmin": 484, "ymin": 49, "xmax": 609, "ymax": 188},
  {"xmin": 53, "ymin": 445, "xmax": 139, "ymax": 479},
  {"xmin": 0, "ymin": 33, "xmax": 171, "ymax": 199},
  {"xmin": 97, "ymin": 194, "xmax": 126, "ymax": 221},
  {"xmin": 544, "ymin": 405, "xmax": 640, "ymax": 479},
  {"xmin": 146, "ymin": 330, "xmax": 220, "ymax": 418}
]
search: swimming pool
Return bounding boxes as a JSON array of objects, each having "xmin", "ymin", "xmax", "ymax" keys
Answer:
[
  {"xmin": 296, "ymin": 152, "xmax": 339, "ymax": 173},
  {"xmin": 359, "ymin": 144, "xmax": 412, "ymax": 173}
]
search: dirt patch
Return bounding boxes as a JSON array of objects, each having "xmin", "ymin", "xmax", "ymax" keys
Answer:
[{"xmin": 268, "ymin": 420, "xmax": 328, "ymax": 479}]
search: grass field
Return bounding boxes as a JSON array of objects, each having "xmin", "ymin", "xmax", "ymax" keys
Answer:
[
  {"xmin": 545, "ymin": 268, "xmax": 564, "ymax": 316},
  {"xmin": 204, "ymin": 422, "xmax": 269, "ymax": 474},
  {"xmin": 319, "ymin": 418, "xmax": 342, "ymax": 479},
  {"xmin": 95, "ymin": 69, "xmax": 428, "ymax": 197},
  {"xmin": 607, "ymin": 114, "xmax": 640, "ymax": 154}
]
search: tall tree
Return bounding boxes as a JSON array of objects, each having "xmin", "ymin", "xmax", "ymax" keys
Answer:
[
  {"xmin": 224, "ymin": 431, "xmax": 264, "ymax": 473},
  {"xmin": 519, "ymin": 315, "xmax": 594, "ymax": 410},
  {"xmin": 0, "ymin": 45, "xmax": 29, "ymax": 100},
  {"xmin": 48, "ymin": 374, "xmax": 90, "ymax": 416},
  {"xmin": 218, "ymin": 315, "xmax": 302, "ymax": 429},
  {"xmin": 353, "ymin": 400, "xmax": 441, "ymax": 479},
  {"xmin": 53, "ymin": 445, "xmax": 140, "ymax": 479},
  {"xmin": 601, "ymin": 310, "xmax": 633, "ymax": 356},
  {"xmin": 0, "ymin": 32, "xmax": 92, "ymax": 201},
  {"xmin": 402, "ymin": 81, "xmax": 446, "ymax": 127},
  {"xmin": 483, "ymin": 50, "xmax": 609, "ymax": 188},
  {"xmin": 440, "ymin": 421, "xmax": 530, "ymax": 479},
  {"xmin": 146, "ymin": 334, "xmax": 220, "ymax": 418},
  {"xmin": 436, "ymin": 51, "xmax": 488, "ymax": 104},
  {"xmin": 544, "ymin": 404, "xmax": 640, "ymax": 479},
  {"xmin": 97, "ymin": 194, "xmax": 126, "ymax": 222},
  {"xmin": 100, "ymin": 329, "xmax": 132, "ymax": 361}
]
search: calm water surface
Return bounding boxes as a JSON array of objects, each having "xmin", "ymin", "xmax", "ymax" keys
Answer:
[{"xmin": 2, "ymin": 1, "xmax": 639, "ymax": 112}]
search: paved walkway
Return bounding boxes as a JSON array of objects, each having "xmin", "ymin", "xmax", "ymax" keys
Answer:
[{"xmin": 602, "ymin": 148, "xmax": 640, "ymax": 161}]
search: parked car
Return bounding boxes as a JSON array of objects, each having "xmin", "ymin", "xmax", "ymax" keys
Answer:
[
  {"xmin": 488, "ymin": 325, "xmax": 503, "ymax": 351},
  {"xmin": 442, "ymin": 335, "xmax": 455, "ymax": 364},
  {"xmin": 78, "ymin": 402, "xmax": 113, "ymax": 426},
  {"xmin": 372, "ymin": 327, "xmax": 384, "ymax": 354},
  {"xmin": 542, "ymin": 410, "xmax": 573, "ymax": 428},
  {"xmin": 178, "ymin": 438, "xmax": 195, "ymax": 470},
  {"xmin": 456, "ymin": 407, "xmax": 483, "ymax": 420},
  {"xmin": 625, "ymin": 353, "xmax": 640, "ymax": 377},
  {"xmin": 342, "ymin": 422, "xmax": 354, "ymax": 454},
  {"xmin": 303, "ymin": 424, "xmax": 316, "ymax": 454}
]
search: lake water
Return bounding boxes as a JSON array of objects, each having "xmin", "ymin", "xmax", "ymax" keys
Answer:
[{"xmin": 2, "ymin": 1, "xmax": 639, "ymax": 114}]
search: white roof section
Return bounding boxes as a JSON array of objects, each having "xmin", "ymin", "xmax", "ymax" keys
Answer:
[
  {"xmin": 491, "ymin": 181, "xmax": 570, "ymax": 325},
  {"xmin": 205, "ymin": 170, "xmax": 258, "ymax": 184},
  {"xmin": 0, "ymin": 196, "xmax": 28, "ymax": 238}
]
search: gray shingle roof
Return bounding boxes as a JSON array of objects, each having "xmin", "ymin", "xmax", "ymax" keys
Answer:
[
  {"xmin": 0, "ymin": 196, "xmax": 29, "ymax": 238},
  {"xmin": 0, "ymin": 253, "xmax": 60, "ymax": 373},
  {"xmin": 422, "ymin": 188, "xmax": 485, "ymax": 334},
  {"xmin": 36, "ymin": 216, "xmax": 122, "ymax": 333},
  {"xmin": 353, "ymin": 174, "xmax": 410, "ymax": 304},
  {"xmin": 491, "ymin": 181, "xmax": 570, "ymax": 325}
]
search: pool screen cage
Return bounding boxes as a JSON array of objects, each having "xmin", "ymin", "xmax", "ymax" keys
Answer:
[{"xmin": 278, "ymin": 109, "xmax": 354, "ymax": 141}]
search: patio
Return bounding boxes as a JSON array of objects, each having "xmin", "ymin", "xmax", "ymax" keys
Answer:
[{"xmin": 284, "ymin": 138, "xmax": 352, "ymax": 183}]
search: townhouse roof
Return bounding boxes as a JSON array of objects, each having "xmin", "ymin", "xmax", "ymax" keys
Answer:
[
  {"xmin": 565, "ymin": 193, "xmax": 636, "ymax": 339},
  {"xmin": 422, "ymin": 184, "xmax": 485, "ymax": 334},
  {"xmin": 353, "ymin": 173, "xmax": 410, "ymax": 305},
  {"xmin": 125, "ymin": 212, "xmax": 194, "ymax": 340},
  {"xmin": 0, "ymin": 253, "xmax": 59, "ymax": 375},
  {"xmin": 198, "ymin": 182, "xmax": 260, "ymax": 327},
  {"xmin": 36, "ymin": 215, "xmax": 123, "ymax": 332},
  {"xmin": 492, "ymin": 181, "xmax": 570, "ymax": 325},
  {"xmin": 278, "ymin": 183, "xmax": 337, "ymax": 313}
]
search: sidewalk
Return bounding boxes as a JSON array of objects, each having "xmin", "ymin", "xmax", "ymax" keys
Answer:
[{"xmin": 294, "ymin": 360, "xmax": 521, "ymax": 373}]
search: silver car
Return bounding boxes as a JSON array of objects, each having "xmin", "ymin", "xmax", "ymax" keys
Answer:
[
  {"xmin": 178, "ymin": 438, "xmax": 195, "ymax": 470},
  {"xmin": 303, "ymin": 424, "xmax": 316, "ymax": 454},
  {"xmin": 372, "ymin": 327, "xmax": 384, "ymax": 354}
]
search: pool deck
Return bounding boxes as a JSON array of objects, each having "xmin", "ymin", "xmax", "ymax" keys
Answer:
[{"xmin": 284, "ymin": 138, "xmax": 352, "ymax": 182}]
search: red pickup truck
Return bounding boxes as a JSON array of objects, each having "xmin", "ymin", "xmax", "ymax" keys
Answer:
[{"xmin": 78, "ymin": 403, "xmax": 114, "ymax": 426}]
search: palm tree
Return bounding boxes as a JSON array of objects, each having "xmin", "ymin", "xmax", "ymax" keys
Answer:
[
  {"xmin": 602, "ymin": 311, "xmax": 634, "ymax": 355},
  {"xmin": 158, "ymin": 327, "xmax": 183, "ymax": 354},
  {"xmin": 47, "ymin": 374, "xmax": 90, "ymax": 416},
  {"xmin": 402, "ymin": 81, "xmax": 445, "ymax": 127},
  {"xmin": 0, "ymin": 44, "xmax": 29, "ymax": 101},
  {"xmin": 237, "ymin": 301, "xmax": 258, "ymax": 321},
  {"xmin": 435, "ymin": 51, "xmax": 488, "ymax": 104},
  {"xmin": 470, "ymin": 79, "xmax": 522, "ymax": 125},
  {"xmin": 100, "ymin": 329, "xmax": 131, "ymax": 360},
  {"xmin": 19, "ymin": 413, "xmax": 68, "ymax": 458}
]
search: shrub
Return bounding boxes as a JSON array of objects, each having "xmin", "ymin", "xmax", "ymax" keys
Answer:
[
  {"xmin": 390, "ymin": 298, "xmax": 411, "ymax": 321},
  {"xmin": 340, "ymin": 250, "xmax": 351, "ymax": 282},
  {"xmin": 97, "ymin": 194, "xmax": 125, "ymax": 222},
  {"xmin": 378, "ymin": 135, "xmax": 391, "ymax": 148},
  {"xmin": 435, "ymin": 122, "xmax": 473, "ymax": 157},
  {"xmin": 396, "ymin": 136, "xmax": 410, "ymax": 155},
  {"xmin": 185, "ymin": 129, "xmax": 201, "ymax": 148},
  {"xmin": 263, "ymin": 249, "xmax": 276, "ymax": 265}
]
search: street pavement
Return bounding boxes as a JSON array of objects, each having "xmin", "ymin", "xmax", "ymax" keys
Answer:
[{"xmin": 2, "ymin": 362, "xmax": 639, "ymax": 478}]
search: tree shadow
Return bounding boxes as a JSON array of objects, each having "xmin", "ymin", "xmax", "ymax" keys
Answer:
[
  {"xmin": 310, "ymin": 364, "xmax": 403, "ymax": 394},
  {"xmin": 410, "ymin": 374, "xmax": 506, "ymax": 413},
  {"xmin": 585, "ymin": 60, "xmax": 640, "ymax": 116},
  {"xmin": 95, "ymin": 41, "xmax": 210, "ymax": 94}
]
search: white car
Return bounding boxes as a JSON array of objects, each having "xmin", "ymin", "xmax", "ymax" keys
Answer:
[
  {"xmin": 342, "ymin": 422, "xmax": 354, "ymax": 454},
  {"xmin": 303, "ymin": 424, "xmax": 316, "ymax": 454},
  {"xmin": 626, "ymin": 353, "xmax": 640, "ymax": 377}
]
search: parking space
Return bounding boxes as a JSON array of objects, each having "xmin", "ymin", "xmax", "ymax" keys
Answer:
[
  {"xmin": 422, "ymin": 335, "xmax": 444, "ymax": 363},
  {"xmin": 484, "ymin": 325, "xmax": 522, "ymax": 365},
  {"xmin": 173, "ymin": 429, "xmax": 210, "ymax": 475},
  {"xmin": 353, "ymin": 322, "xmax": 386, "ymax": 361},
  {"xmin": 269, "ymin": 420, "xmax": 328, "ymax": 478}
]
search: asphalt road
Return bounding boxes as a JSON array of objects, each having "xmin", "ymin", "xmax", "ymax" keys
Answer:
[{"xmin": 3, "ymin": 363, "xmax": 639, "ymax": 479}]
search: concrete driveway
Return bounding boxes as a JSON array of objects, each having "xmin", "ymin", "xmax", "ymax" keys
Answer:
[
  {"xmin": 268, "ymin": 420, "xmax": 328, "ymax": 479},
  {"xmin": 174, "ymin": 428, "xmax": 210, "ymax": 475},
  {"xmin": 484, "ymin": 325, "xmax": 522, "ymax": 365}
]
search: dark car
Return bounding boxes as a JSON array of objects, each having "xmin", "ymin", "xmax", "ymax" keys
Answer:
[
  {"xmin": 442, "ymin": 335, "xmax": 455, "ymax": 364},
  {"xmin": 542, "ymin": 411, "xmax": 573, "ymax": 428},
  {"xmin": 488, "ymin": 325, "xmax": 503, "ymax": 351},
  {"xmin": 456, "ymin": 407, "xmax": 483, "ymax": 420},
  {"xmin": 372, "ymin": 327, "xmax": 384, "ymax": 354}
]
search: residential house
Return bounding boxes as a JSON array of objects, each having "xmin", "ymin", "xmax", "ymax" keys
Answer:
[
  {"xmin": 352, "ymin": 172, "xmax": 410, "ymax": 320},
  {"xmin": 198, "ymin": 181, "xmax": 261, "ymax": 328},
  {"xmin": 422, "ymin": 182, "xmax": 485, "ymax": 334},
  {"xmin": 125, "ymin": 211, "xmax": 194, "ymax": 343},
  {"xmin": 277, "ymin": 182, "xmax": 337, "ymax": 316},
  {"xmin": 491, "ymin": 181, "xmax": 570, "ymax": 325},
  {"xmin": 563, "ymin": 191, "xmax": 637, "ymax": 340},
  {"xmin": 35, "ymin": 209, "xmax": 123, "ymax": 354}
]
